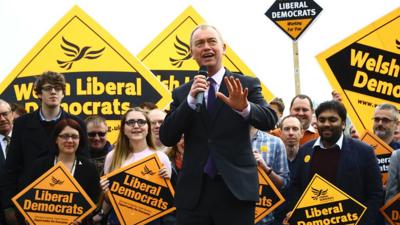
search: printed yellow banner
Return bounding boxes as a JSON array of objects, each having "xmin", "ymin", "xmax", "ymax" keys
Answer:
[
  {"xmin": 317, "ymin": 8, "xmax": 400, "ymax": 136},
  {"xmin": 381, "ymin": 192, "xmax": 400, "ymax": 225},
  {"xmin": 102, "ymin": 154, "xmax": 175, "ymax": 225},
  {"xmin": 265, "ymin": 0, "xmax": 322, "ymax": 40},
  {"xmin": 288, "ymin": 174, "xmax": 366, "ymax": 224},
  {"xmin": 360, "ymin": 130, "xmax": 393, "ymax": 185},
  {"xmin": 0, "ymin": 5, "xmax": 172, "ymax": 144},
  {"xmin": 12, "ymin": 162, "xmax": 96, "ymax": 225},
  {"xmin": 138, "ymin": 6, "xmax": 274, "ymax": 101},
  {"xmin": 255, "ymin": 166, "xmax": 285, "ymax": 223}
]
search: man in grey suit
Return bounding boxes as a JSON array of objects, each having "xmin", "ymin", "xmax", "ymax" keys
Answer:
[{"xmin": 159, "ymin": 24, "xmax": 277, "ymax": 225}]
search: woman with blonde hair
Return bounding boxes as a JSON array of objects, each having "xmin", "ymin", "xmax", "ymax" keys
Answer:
[{"xmin": 93, "ymin": 107, "xmax": 171, "ymax": 225}]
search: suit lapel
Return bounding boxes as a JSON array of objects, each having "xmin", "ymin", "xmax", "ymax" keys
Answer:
[
  {"xmin": 336, "ymin": 137, "xmax": 350, "ymax": 185},
  {"xmin": 0, "ymin": 145, "xmax": 5, "ymax": 166}
]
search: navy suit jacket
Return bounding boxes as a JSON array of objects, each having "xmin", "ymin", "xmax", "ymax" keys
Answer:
[
  {"xmin": 0, "ymin": 144, "xmax": 5, "ymax": 170},
  {"xmin": 288, "ymin": 136, "xmax": 383, "ymax": 224},
  {"xmin": 160, "ymin": 70, "xmax": 277, "ymax": 209}
]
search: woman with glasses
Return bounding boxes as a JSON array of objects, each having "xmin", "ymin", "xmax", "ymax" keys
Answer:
[
  {"xmin": 94, "ymin": 107, "xmax": 171, "ymax": 225},
  {"xmin": 24, "ymin": 118, "xmax": 101, "ymax": 224}
]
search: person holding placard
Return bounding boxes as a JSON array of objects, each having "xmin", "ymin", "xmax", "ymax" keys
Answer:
[
  {"xmin": 95, "ymin": 107, "xmax": 171, "ymax": 225},
  {"xmin": 24, "ymin": 118, "xmax": 100, "ymax": 225},
  {"xmin": 286, "ymin": 100, "xmax": 383, "ymax": 225}
]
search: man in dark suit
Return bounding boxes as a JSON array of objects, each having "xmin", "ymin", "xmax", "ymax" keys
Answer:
[
  {"xmin": 286, "ymin": 100, "xmax": 383, "ymax": 225},
  {"xmin": 1, "ymin": 71, "xmax": 87, "ymax": 225},
  {"xmin": 159, "ymin": 24, "xmax": 277, "ymax": 225},
  {"xmin": 0, "ymin": 99, "xmax": 13, "ymax": 225}
]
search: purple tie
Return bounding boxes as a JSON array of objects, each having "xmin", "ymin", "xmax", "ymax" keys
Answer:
[
  {"xmin": 207, "ymin": 78, "xmax": 216, "ymax": 113},
  {"xmin": 204, "ymin": 77, "xmax": 217, "ymax": 178}
]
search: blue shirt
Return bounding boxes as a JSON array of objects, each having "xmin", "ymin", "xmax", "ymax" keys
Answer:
[{"xmin": 251, "ymin": 130, "xmax": 290, "ymax": 225}]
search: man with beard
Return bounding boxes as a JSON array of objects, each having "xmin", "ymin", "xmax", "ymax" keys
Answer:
[
  {"xmin": 286, "ymin": 100, "xmax": 383, "ymax": 225},
  {"xmin": 372, "ymin": 103, "xmax": 399, "ymax": 225},
  {"xmin": 86, "ymin": 115, "xmax": 112, "ymax": 176},
  {"xmin": 373, "ymin": 103, "xmax": 400, "ymax": 150}
]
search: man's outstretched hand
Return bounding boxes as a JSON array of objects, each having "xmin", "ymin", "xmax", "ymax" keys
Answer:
[{"xmin": 216, "ymin": 76, "xmax": 249, "ymax": 111}]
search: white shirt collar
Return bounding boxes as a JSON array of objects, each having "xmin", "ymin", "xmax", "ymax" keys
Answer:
[
  {"xmin": 306, "ymin": 125, "xmax": 317, "ymax": 133},
  {"xmin": 313, "ymin": 133, "xmax": 344, "ymax": 150},
  {"xmin": 209, "ymin": 67, "xmax": 226, "ymax": 89},
  {"xmin": 39, "ymin": 108, "xmax": 62, "ymax": 122}
]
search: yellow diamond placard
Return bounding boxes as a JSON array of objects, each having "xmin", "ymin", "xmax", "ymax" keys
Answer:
[
  {"xmin": 317, "ymin": 8, "xmax": 400, "ymax": 136},
  {"xmin": 0, "ymin": 5, "xmax": 171, "ymax": 144},
  {"xmin": 255, "ymin": 166, "xmax": 285, "ymax": 223},
  {"xmin": 381, "ymin": 192, "xmax": 400, "ymax": 225},
  {"xmin": 265, "ymin": 0, "xmax": 322, "ymax": 40},
  {"xmin": 288, "ymin": 174, "xmax": 366, "ymax": 224},
  {"xmin": 12, "ymin": 162, "xmax": 96, "ymax": 225},
  {"xmin": 102, "ymin": 154, "xmax": 175, "ymax": 225},
  {"xmin": 138, "ymin": 6, "xmax": 274, "ymax": 101},
  {"xmin": 360, "ymin": 130, "xmax": 393, "ymax": 185}
]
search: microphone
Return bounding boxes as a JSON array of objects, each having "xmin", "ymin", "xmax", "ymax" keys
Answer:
[{"xmin": 195, "ymin": 65, "xmax": 208, "ymax": 112}]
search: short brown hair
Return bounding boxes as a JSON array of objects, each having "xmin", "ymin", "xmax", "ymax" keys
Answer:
[
  {"xmin": 34, "ymin": 71, "xmax": 66, "ymax": 95},
  {"xmin": 270, "ymin": 97, "xmax": 285, "ymax": 114}
]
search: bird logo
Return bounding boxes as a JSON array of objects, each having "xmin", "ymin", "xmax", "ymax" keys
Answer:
[
  {"xmin": 57, "ymin": 37, "xmax": 105, "ymax": 70},
  {"xmin": 169, "ymin": 35, "xmax": 191, "ymax": 68},
  {"xmin": 396, "ymin": 39, "xmax": 400, "ymax": 50},
  {"xmin": 141, "ymin": 165, "xmax": 155, "ymax": 176},
  {"xmin": 311, "ymin": 187, "xmax": 328, "ymax": 200},
  {"xmin": 49, "ymin": 176, "xmax": 64, "ymax": 187}
]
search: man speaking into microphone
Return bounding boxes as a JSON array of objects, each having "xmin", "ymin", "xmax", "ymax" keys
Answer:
[{"xmin": 160, "ymin": 24, "xmax": 277, "ymax": 225}]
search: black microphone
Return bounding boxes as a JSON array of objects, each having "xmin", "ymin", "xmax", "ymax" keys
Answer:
[{"xmin": 195, "ymin": 65, "xmax": 208, "ymax": 112}]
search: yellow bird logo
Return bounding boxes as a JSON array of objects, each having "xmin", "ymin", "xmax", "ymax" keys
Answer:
[
  {"xmin": 57, "ymin": 37, "xmax": 105, "ymax": 70},
  {"xmin": 169, "ymin": 35, "xmax": 191, "ymax": 68},
  {"xmin": 49, "ymin": 176, "xmax": 64, "ymax": 187},
  {"xmin": 311, "ymin": 187, "xmax": 328, "ymax": 200},
  {"xmin": 141, "ymin": 165, "xmax": 155, "ymax": 176}
]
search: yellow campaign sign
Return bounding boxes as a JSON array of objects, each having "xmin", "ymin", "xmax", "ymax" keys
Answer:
[
  {"xmin": 381, "ymin": 192, "xmax": 400, "ymax": 225},
  {"xmin": 0, "ymin": 5, "xmax": 171, "ymax": 144},
  {"xmin": 102, "ymin": 154, "xmax": 175, "ymax": 225},
  {"xmin": 12, "ymin": 162, "xmax": 96, "ymax": 225},
  {"xmin": 138, "ymin": 6, "xmax": 274, "ymax": 101},
  {"xmin": 255, "ymin": 166, "xmax": 285, "ymax": 223},
  {"xmin": 317, "ymin": 8, "xmax": 400, "ymax": 135},
  {"xmin": 288, "ymin": 174, "xmax": 366, "ymax": 224},
  {"xmin": 265, "ymin": 0, "xmax": 322, "ymax": 40},
  {"xmin": 360, "ymin": 130, "xmax": 393, "ymax": 185}
]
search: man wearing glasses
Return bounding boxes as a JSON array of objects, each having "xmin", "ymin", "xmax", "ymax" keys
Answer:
[
  {"xmin": 1, "ymin": 71, "xmax": 87, "ymax": 225},
  {"xmin": 372, "ymin": 103, "xmax": 400, "ymax": 150},
  {"xmin": 85, "ymin": 115, "xmax": 112, "ymax": 176},
  {"xmin": 0, "ymin": 99, "xmax": 13, "ymax": 225},
  {"xmin": 372, "ymin": 103, "xmax": 399, "ymax": 225}
]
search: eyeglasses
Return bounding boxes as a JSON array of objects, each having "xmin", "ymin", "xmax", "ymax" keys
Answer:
[
  {"xmin": 42, "ymin": 85, "xmax": 63, "ymax": 92},
  {"xmin": 125, "ymin": 119, "xmax": 147, "ymax": 127},
  {"xmin": 0, "ymin": 111, "xmax": 11, "ymax": 118},
  {"xmin": 372, "ymin": 117, "xmax": 394, "ymax": 124},
  {"xmin": 150, "ymin": 120, "xmax": 164, "ymax": 126},
  {"xmin": 88, "ymin": 131, "xmax": 107, "ymax": 138},
  {"xmin": 58, "ymin": 134, "xmax": 80, "ymax": 141}
]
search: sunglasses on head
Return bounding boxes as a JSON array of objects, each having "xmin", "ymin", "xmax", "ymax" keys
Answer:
[{"xmin": 88, "ymin": 132, "xmax": 107, "ymax": 138}]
